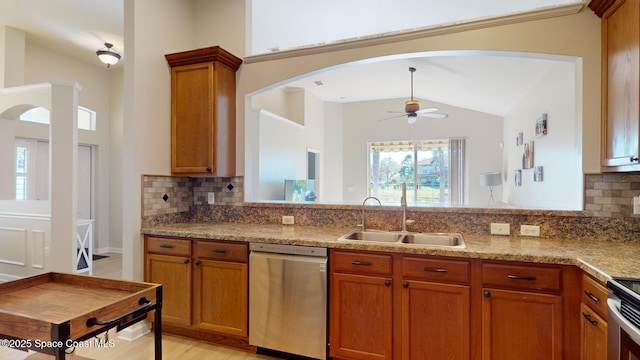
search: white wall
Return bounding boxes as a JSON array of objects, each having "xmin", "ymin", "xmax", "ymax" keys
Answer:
[
  {"xmin": 322, "ymin": 101, "xmax": 344, "ymax": 203},
  {"xmin": 342, "ymin": 98, "xmax": 503, "ymax": 205},
  {"xmin": 503, "ymin": 60, "xmax": 581, "ymax": 210}
]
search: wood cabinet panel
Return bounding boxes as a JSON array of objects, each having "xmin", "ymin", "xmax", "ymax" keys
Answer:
[
  {"xmin": 401, "ymin": 280, "xmax": 470, "ymax": 360},
  {"xmin": 600, "ymin": 0, "xmax": 640, "ymax": 170},
  {"xmin": 332, "ymin": 250, "xmax": 392, "ymax": 276},
  {"xmin": 482, "ymin": 262, "xmax": 561, "ymax": 292},
  {"xmin": 582, "ymin": 274, "xmax": 608, "ymax": 319},
  {"xmin": 146, "ymin": 236, "xmax": 191, "ymax": 257},
  {"xmin": 402, "ymin": 256, "xmax": 470, "ymax": 283},
  {"xmin": 195, "ymin": 241, "xmax": 247, "ymax": 262},
  {"xmin": 193, "ymin": 259, "xmax": 248, "ymax": 337},
  {"xmin": 145, "ymin": 253, "xmax": 192, "ymax": 326},
  {"xmin": 580, "ymin": 303, "xmax": 607, "ymax": 360},
  {"xmin": 482, "ymin": 288, "xmax": 563, "ymax": 360},
  {"xmin": 330, "ymin": 272, "xmax": 393, "ymax": 360}
]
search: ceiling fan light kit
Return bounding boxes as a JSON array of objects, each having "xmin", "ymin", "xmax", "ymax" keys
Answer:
[
  {"xmin": 378, "ymin": 66, "xmax": 448, "ymax": 124},
  {"xmin": 96, "ymin": 43, "xmax": 121, "ymax": 68}
]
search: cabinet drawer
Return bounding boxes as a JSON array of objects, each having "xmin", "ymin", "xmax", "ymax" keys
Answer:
[
  {"xmin": 195, "ymin": 241, "xmax": 247, "ymax": 262},
  {"xmin": 582, "ymin": 274, "xmax": 608, "ymax": 318},
  {"xmin": 332, "ymin": 250, "xmax": 392, "ymax": 276},
  {"xmin": 482, "ymin": 262, "xmax": 561, "ymax": 292},
  {"xmin": 402, "ymin": 256, "xmax": 470, "ymax": 283},
  {"xmin": 146, "ymin": 236, "xmax": 191, "ymax": 257}
]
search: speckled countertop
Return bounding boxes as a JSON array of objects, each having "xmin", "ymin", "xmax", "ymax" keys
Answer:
[{"xmin": 141, "ymin": 222, "xmax": 640, "ymax": 285}]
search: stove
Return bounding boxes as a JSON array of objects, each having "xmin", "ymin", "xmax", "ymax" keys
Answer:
[
  {"xmin": 608, "ymin": 278, "xmax": 640, "ymax": 328},
  {"xmin": 607, "ymin": 277, "xmax": 640, "ymax": 359}
]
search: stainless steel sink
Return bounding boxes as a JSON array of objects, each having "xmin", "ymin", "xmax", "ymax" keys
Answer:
[
  {"xmin": 339, "ymin": 230, "xmax": 405, "ymax": 243},
  {"xmin": 400, "ymin": 233, "xmax": 466, "ymax": 248},
  {"xmin": 338, "ymin": 230, "xmax": 466, "ymax": 248}
]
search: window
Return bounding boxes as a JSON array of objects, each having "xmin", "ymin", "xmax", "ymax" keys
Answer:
[
  {"xmin": 368, "ymin": 139, "xmax": 465, "ymax": 205},
  {"xmin": 15, "ymin": 146, "xmax": 27, "ymax": 200},
  {"xmin": 19, "ymin": 106, "xmax": 96, "ymax": 131}
]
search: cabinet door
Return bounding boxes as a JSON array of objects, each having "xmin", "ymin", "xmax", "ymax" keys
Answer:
[
  {"xmin": 146, "ymin": 253, "xmax": 192, "ymax": 326},
  {"xmin": 580, "ymin": 303, "xmax": 607, "ymax": 360},
  {"xmin": 171, "ymin": 62, "xmax": 214, "ymax": 174},
  {"xmin": 401, "ymin": 280, "xmax": 470, "ymax": 360},
  {"xmin": 601, "ymin": 0, "xmax": 640, "ymax": 169},
  {"xmin": 482, "ymin": 288, "xmax": 563, "ymax": 360},
  {"xmin": 330, "ymin": 272, "xmax": 393, "ymax": 360},
  {"xmin": 193, "ymin": 259, "xmax": 248, "ymax": 338}
]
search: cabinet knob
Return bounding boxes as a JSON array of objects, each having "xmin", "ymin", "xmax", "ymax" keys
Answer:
[
  {"xmin": 206, "ymin": 167, "xmax": 212, "ymax": 172},
  {"xmin": 484, "ymin": 290, "xmax": 491, "ymax": 298},
  {"xmin": 385, "ymin": 280, "xmax": 391, "ymax": 287},
  {"xmin": 183, "ymin": 258, "xmax": 190, "ymax": 264},
  {"xmin": 631, "ymin": 156, "xmax": 639, "ymax": 163},
  {"xmin": 195, "ymin": 260, "xmax": 201, "ymax": 266},
  {"xmin": 402, "ymin": 281, "xmax": 409, "ymax": 288}
]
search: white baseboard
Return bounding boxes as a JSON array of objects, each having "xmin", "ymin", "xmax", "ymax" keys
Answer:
[
  {"xmin": 95, "ymin": 247, "xmax": 123, "ymax": 254},
  {"xmin": 0, "ymin": 273, "xmax": 22, "ymax": 283},
  {"xmin": 117, "ymin": 321, "xmax": 151, "ymax": 341}
]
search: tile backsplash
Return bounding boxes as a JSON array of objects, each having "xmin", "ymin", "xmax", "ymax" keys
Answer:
[{"xmin": 585, "ymin": 173, "xmax": 640, "ymax": 218}]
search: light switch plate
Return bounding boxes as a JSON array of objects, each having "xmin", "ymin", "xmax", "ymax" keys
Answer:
[
  {"xmin": 207, "ymin": 192, "xmax": 215, "ymax": 204},
  {"xmin": 520, "ymin": 225, "xmax": 540, "ymax": 237},
  {"xmin": 282, "ymin": 215, "xmax": 295, "ymax": 225}
]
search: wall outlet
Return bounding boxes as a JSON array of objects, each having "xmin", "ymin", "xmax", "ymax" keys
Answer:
[
  {"xmin": 207, "ymin": 192, "xmax": 215, "ymax": 204},
  {"xmin": 282, "ymin": 215, "xmax": 295, "ymax": 225},
  {"xmin": 521, "ymin": 225, "xmax": 540, "ymax": 237},
  {"xmin": 490, "ymin": 223, "xmax": 510, "ymax": 235}
]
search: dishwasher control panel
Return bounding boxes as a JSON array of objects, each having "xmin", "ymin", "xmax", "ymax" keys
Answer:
[{"xmin": 249, "ymin": 243, "xmax": 327, "ymax": 257}]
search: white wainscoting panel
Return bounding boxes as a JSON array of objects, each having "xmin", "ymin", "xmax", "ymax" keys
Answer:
[
  {"xmin": 32, "ymin": 230, "xmax": 45, "ymax": 269},
  {"xmin": 0, "ymin": 227, "xmax": 27, "ymax": 266}
]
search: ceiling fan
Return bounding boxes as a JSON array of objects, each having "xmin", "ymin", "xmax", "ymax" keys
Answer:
[{"xmin": 379, "ymin": 67, "xmax": 448, "ymax": 124}]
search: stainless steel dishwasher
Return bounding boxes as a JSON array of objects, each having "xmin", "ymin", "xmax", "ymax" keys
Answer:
[{"xmin": 249, "ymin": 243, "xmax": 328, "ymax": 360}]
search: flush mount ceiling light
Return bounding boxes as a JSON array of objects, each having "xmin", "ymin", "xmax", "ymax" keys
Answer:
[{"xmin": 96, "ymin": 43, "xmax": 120, "ymax": 68}]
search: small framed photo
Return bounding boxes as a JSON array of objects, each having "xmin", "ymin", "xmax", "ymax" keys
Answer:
[
  {"xmin": 515, "ymin": 170, "xmax": 522, "ymax": 187},
  {"xmin": 522, "ymin": 141, "xmax": 534, "ymax": 169},
  {"xmin": 536, "ymin": 113, "xmax": 548, "ymax": 138},
  {"xmin": 516, "ymin": 131, "xmax": 523, "ymax": 146},
  {"xmin": 534, "ymin": 166, "xmax": 543, "ymax": 182}
]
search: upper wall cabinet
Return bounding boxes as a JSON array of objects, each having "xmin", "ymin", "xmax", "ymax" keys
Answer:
[
  {"xmin": 165, "ymin": 46, "xmax": 242, "ymax": 176},
  {"xmin": 590, "ymin": 0, "xmax": 640, "ymax": 171}
]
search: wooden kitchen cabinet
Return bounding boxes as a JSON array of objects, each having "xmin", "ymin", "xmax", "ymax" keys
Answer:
[
  {"xmin": 401, "ymin": 256, "xmax": 471, "ymax": 360},
  {"xmin": 330, "ymin": 250, "xmax": 393, "ymax": 360},
  {"xmin": 480, "ymin": 261, "xmax": 580, "ymax": 360},
  {"xmin": 580, "ymin": 274, "xmax": 608, "ymax": 360},
  {"xmin": 592, "ymin": 0, "xmax": 640, "ymax": 171},
  {"xmin": 165, "ymin": 46, "xmax": 242, "ymax": 176},
  {"xmin": 144, "ymin": 235, "xmax": 249, "ymax": 348},
  {"xmin": 330, "ymin": 250, "xmax": 471, "ymax": 360},
  {"xmin": 144, "ymin": 237, "xmax": 192, "ymax": 326}
]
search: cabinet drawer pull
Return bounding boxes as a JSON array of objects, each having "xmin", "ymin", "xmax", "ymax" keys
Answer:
[
  {"xmin": 424, "ymin": 267, "xmax": 448, "ymax": 273},
  {"xmin": 212, "ymin": 249, "xmax": 228, "ymax": 254},
  {"xmin": 584, "ymin": 290, "xmax": 600, "ymax": 303},
  {"xmin": 159, "ymin": 244, "xmax": 174, "ymax": 249},
  {"xmin": 582, "ymin": 312, "xmax": 598, "ymax": 326},
  {"xmin": 507, "ymin": 274, "xmax": 536, "ymax": 281},
  {"xmin": 351, "ymin": 261, "xmax": 372, "ymax": 266},
  {"xmin": 631, "ymin": 156, "xmax": 639, "ymax": 163}
]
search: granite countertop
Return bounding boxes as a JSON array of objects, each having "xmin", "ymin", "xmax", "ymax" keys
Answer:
[{"xmin": 142, "ymin": 222, "xmax": 640, "ymax": 285}]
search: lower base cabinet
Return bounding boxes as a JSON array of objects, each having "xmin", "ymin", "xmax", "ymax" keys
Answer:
[{"xmin": 144, "ymin": 235, "xmax": 249, "ymax": 348}]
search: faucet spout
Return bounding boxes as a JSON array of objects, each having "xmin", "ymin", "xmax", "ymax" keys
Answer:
[
  {"xmin": 361, "ymin": 196, "xmax": 381, "ymax": 231},
  {"xmin": 401, "ymin": 182, "xmax": 407, "ymax": 232}
]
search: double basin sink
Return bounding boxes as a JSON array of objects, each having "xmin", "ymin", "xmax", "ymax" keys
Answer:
[{"xmin": 338, "ymin": 230, "xmax": 466, "ymax": 248}]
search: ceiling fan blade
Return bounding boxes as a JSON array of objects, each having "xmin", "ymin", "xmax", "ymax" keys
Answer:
[
  {"xmin": 416, "ymin": 107, "xmax": 439, "ymax": 114},
  {"xmin": 418, "ymin": 113, "xmax": 448, "ymax": 118},
  {"xmin": 377, "ymin": 114, "xmax": 407, "ymax": 122},
  {"xmin": 386, "ymin": 110, "xmax": 406, "ymax": 114}
]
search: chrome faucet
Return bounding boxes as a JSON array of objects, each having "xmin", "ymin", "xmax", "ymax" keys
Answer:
[
  {"xmin": 360, "ymin": 196, "xmax": 381, "ymax": 231},
  {"xmin": 400, "ymin": 182, "xmax": 414, "ymax": 232},
  {"xmin": 401, "ymin": 182, "xmax": 408, "ymax": 232}
]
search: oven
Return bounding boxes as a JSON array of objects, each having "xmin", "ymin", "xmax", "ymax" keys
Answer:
[{"xmin": 607, "ymin": 278, "xmax": 640, "ymax": 360}]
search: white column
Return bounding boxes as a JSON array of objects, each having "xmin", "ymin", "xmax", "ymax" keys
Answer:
[{"xmin": 49, "ymin": 81, "xmax": 82, "ymax": 273}]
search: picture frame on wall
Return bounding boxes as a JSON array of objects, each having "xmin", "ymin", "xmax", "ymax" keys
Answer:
[
  {"xmin": 516, "ymin": 131, "xmax": 523, "ymax": 146},
  {"xmin": 534, "ymin": 166, "xmax": 543, "ymax": 182},
  {"xmin": 536, "ymin": 113, "xmax": 548, "ymax": 138},
  {"xmin": 522, "ymin": 141, "xmax": 534, "ymax": 169},
  {"xmin": 515, "ymin": 170, "xmax": 522, "ymax": 186}
]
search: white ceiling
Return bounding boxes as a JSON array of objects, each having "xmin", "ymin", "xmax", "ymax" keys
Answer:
[{"xmin": 0, "ymin": 0, "xmax": 580, "ymax": 116}]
